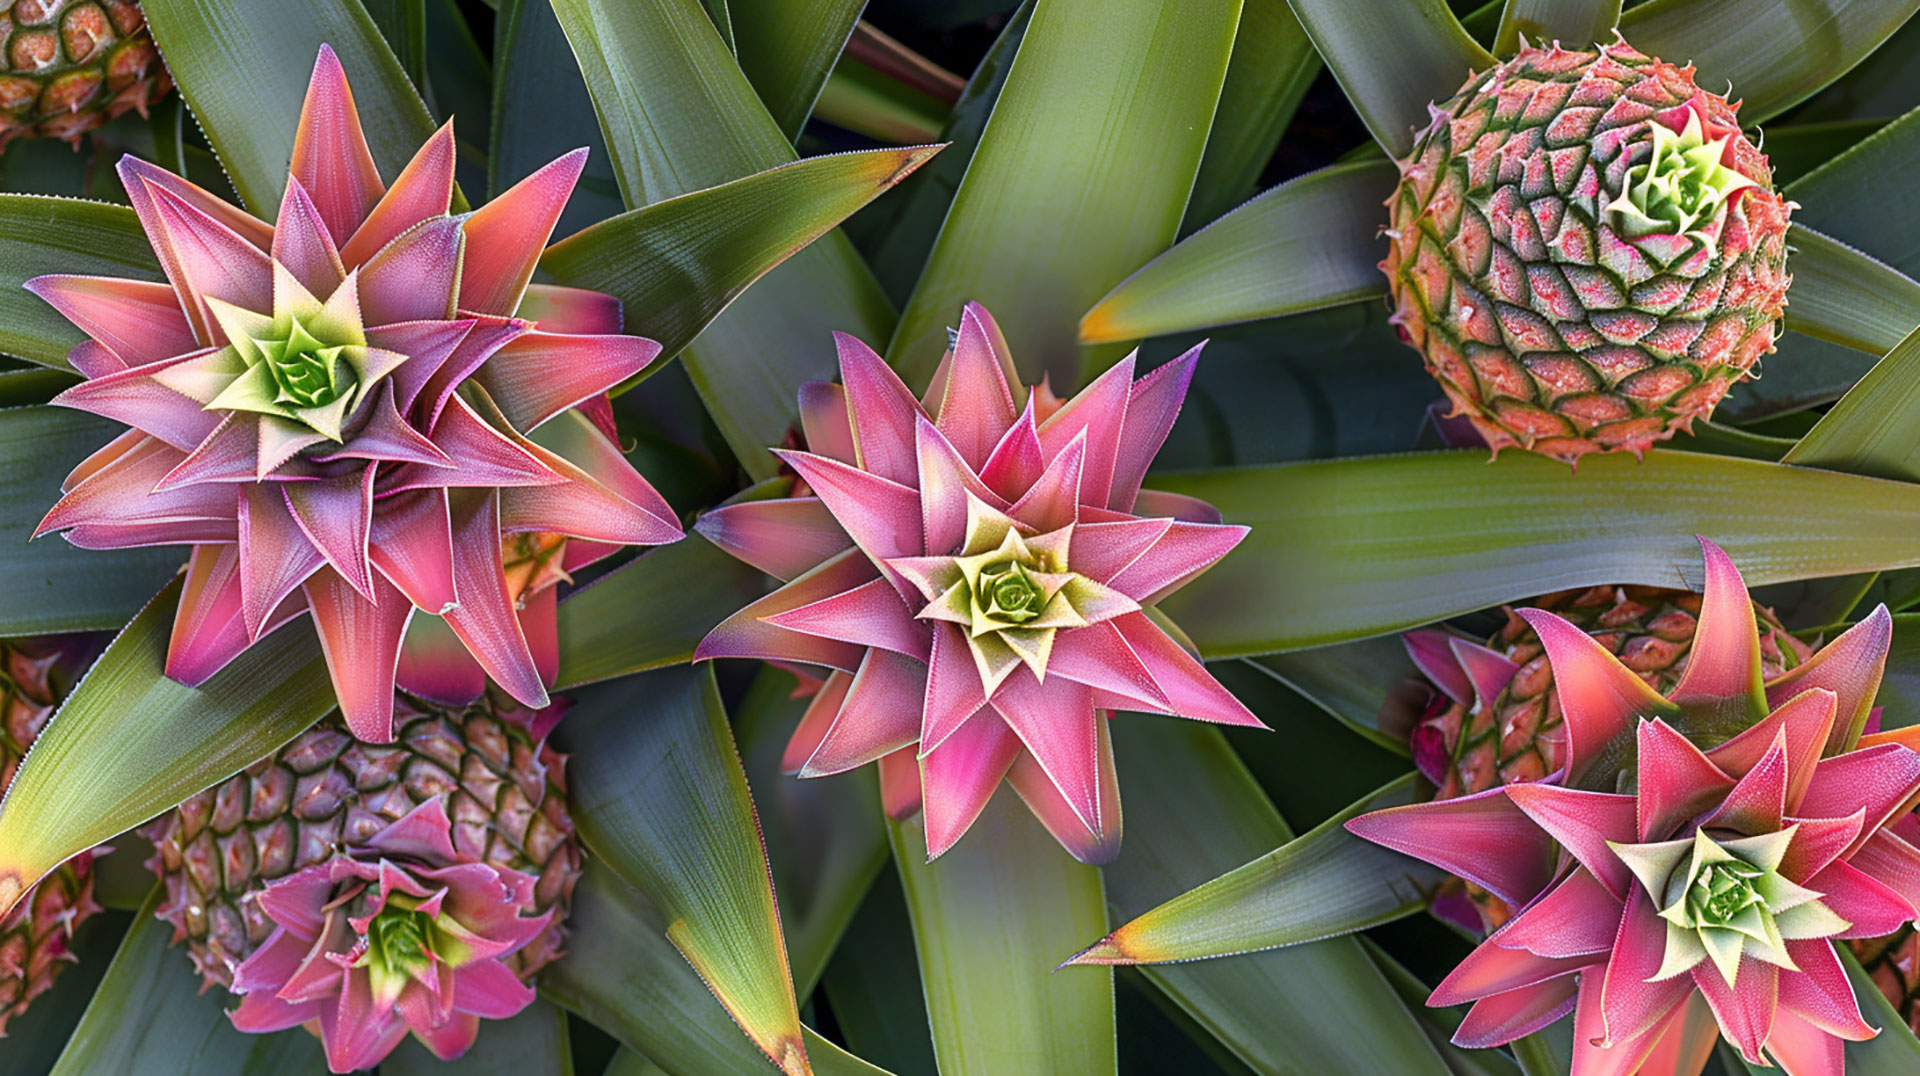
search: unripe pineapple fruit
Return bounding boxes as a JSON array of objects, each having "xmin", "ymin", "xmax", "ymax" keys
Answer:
[
  {"xmin": 0, "ymin": 0, "xmax": 170, "ymax": 150},
  {"xmin": 1400, "ymin": 584, "xmax": 1809, "ymax": 930},
  {"xmin": 0, "ymin": 636, "xmax": 105, "ymax": 1033},
  {"xmin": 1384, "ymin": 40, "xmax": 1793, "ymax": 464},
  {"xmin": 141, "ymin": 692, "xmax": 582, "ymax": 991}
]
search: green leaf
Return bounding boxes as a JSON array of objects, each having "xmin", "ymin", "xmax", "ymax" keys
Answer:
[
  {"xmin": 554, "ymin": 665, "xmax": 809, "ymax": 1075},
  {"xmin": 1183, "ymin": 0, "xmax": 1321, "ymax": 229},
  {"xmin": 1617, "ymin": 0, "xmax": 1920, "ymax": 125},
  {"xmin": 362, "ymin": 0, "xmax": 429, "ymax": 90},
  {"xmin": 490, "ymin": 0, "xmax": 625, "ymax": 235},
  {"xmin": 890, "ymin": 795, "xmax": 1115, "ymax": 1076},
  {"xmin": 733, "ymin": 666, "xmax": 889, "ymax": 994},
  {"xmin": 854, "ymin": 2, "xmax": 1034, "ymax": 309},
  {"xmin": 541, "ymin": 865, "xmax": 896, "ymax": 1076},
  {"xmin": 1098, "ymin": 722, "xmax": 1452, "ymax": 1075},
  {"xmin": 1246, "ymin": 642, "xmax": 1420, "ymax": 755},
  {"xmin": 549, "ymin": 0, "xmax": 897, "ymax": 479},
  {"xmin": 1782, "ymin": 224, "xmax": 1920, "ymax": 357},
  {"xmin": 1788, "ymin": 103, "xmax": 1920, "ymax": 276},
  {"xmin": 1719, "ymin": 331, "xmax": 1879, "ymax": 424},
  {"xmin": 1842, "ymin": 946, "xmax": 1920, "ymax": 1072},
  {"xmin": 140, "ymin": 0, "xmax": 436, "ymax": 216},
  {"xmin": 728, "ymin": 0, "xmax": 866, "ymax": 139},
  {"xmin": 1068, "ymin": 774, "xmax": 1442, "ymax": 965},
  {"xmin": 541, "ymin": 145, "xmax": 942, "ymax": 385},
  {"xmin": 1284, "ymin": 0, "xmax": 1493, "ymax": 156},
  {"xmin": 383, "ymin": 999, "xmax": 573, "ymax": 1074},
  {"xmin": 885, "ymin": 0, "xmax": 1244, "ymax": 388},
  {"xmin": 1873, "ymin": 614, "xmax": 1920, "ymax": 729},
  {"xmin": 1151, "ymin": 449, "xmax": 1920, "ymax": 656},
  {"xmin": 813, "ymin": 60, "xmax": 952, "ymax": 143},
  {"xmin": 1784, "ymin": 323, "xmax": 1920, "ymax": 480},
  {"xmin": 820, "ymin": 867, "xmax": 940, "ymax": 1076},
  {"xmin": 0, "ymin": 195, "xmax": 157, "ymax": 369},
  {"xmin": 0, "ymin": 579, "xmax": 332, "ymax": 919},
  {"xmin": 554, "ymin": 537, "xmax": 767, "ymax": 689},
  {"xmin": 1080, "ymin": 160, "xmax": 1395, "ymax": 344},
  {"xmin": 1765, "ymin": 118, "xmax": 1892, "ymax": 186},
  {"xmin": 1494, "ymin": 0, "xmax": 1620, "ymax": 56},
  {"xmin": 1362, "ymin": 939, "xmax": 1522, "ymax": 1076},
  {"xmin": 0, "ymin": 407, "xmax": 182, "ymax": 633},
  {"xmin": 50, "ymin": 888, "xmax": 326, "ymax": 1076}
]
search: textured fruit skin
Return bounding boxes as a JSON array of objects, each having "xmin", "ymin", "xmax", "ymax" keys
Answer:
[
  {"xmin": 0, "ymin": 1, "xmax": 170, "ymax": 149},
  {"xmin": 1383, "ymin": 40, "xmax": 1793, "ymax": 464},
  {"xmin": 142, "ymin": 693, "xmax": 580, "ymax": 991},
  {"xmin": 1408, "ymin": 585, "xmax": 1809, "ymax": 930},
  {"xmin": 0, "ymin": 636, "xmax": 104, "ymax": 1033}
]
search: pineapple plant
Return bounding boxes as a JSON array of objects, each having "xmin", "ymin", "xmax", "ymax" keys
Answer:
[
  {"xmin": 1382, "ymin": 40, "xmax": 1794, "ymax": 463},
  {"xmin": 0, "ymin": 0, "xmax": 169, "ymax": 149},
  {"xmin": 1, "ymin": 1, "xmax": 1920, "ymax": 1075},
  {"xmin": 1402, "ymin": 585, "xmax": 1812, "ymax": 932}
]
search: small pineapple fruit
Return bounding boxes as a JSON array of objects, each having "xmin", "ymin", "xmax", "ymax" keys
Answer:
[
  {"xmin": 141, "ymin": 692, "xmax": 582, "ymax": 990},
  {"xmin": 0, "ymin": 1, "xmax": 170, "ymax": 150},
  {"xmin": 1384, "ymin": 39, "xmax": 1793, "ymax": 464},
  {"xmin": 1400, "ymin": 585, "xmax": 1809, "ymax": 930},
  {"xmin": 0, "ymin": 635, "xmax": 105, "ymax": 1033}
]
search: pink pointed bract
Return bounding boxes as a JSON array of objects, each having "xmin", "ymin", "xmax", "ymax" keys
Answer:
[
  {"xmin": 27, "ymin": 47, "xmax": 682, "ymax": 741},
  {"xmin": 227, "ymin": 798, "xmax": 551, "ymax": 1073},
  {"xmin": 1349, "ymin": 539, "xmax": 1920, "ymax": 1075},
  {"xmin": 695, "ymin": 302, "xmax": 1261, "ymax": 863}
]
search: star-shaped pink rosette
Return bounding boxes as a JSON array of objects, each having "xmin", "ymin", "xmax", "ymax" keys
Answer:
[
  {"xmin": 1349, "ymin": 540, "xmax": 1920, "ymax": 1075},
  {"xmin": 229, "ymin": 798, "xmax": 551, "ymax": 1073},
  {"xmin": 28, "ymin": 47, "xmax": 682, "ymax": 741},
  {"xmin": 696, "ymin": 303, "xmax": 1262, "ymax": 863}
]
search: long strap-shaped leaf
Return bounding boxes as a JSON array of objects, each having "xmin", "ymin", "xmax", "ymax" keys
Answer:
[
  {"xmin": 556, "ymin": 665, "xmax": 811, "ymax": 1076},
  {"xmin": 1366, "ymin": 939, "xmax": 1524, "ymax": 1076},
  {"xmin": 1842, "ymin": 946, "xmax": 1920, "ymax": 1072},
  {"xmin": 549, "ymin": 0, "xmax": 896, "ymax": 478},
  {"xmin": 1789, "ymin": 104, "xmax": 1920, "ymax": 277},
  {"xmin": 0, "ymin": 407, "xmax": 182, "ymax": 634},
  {"xmin": 1786, "ymin": 323, "xmax": 1920, "ymax": 480},
  {"xmin": 554, "ymin": 536, "xmax": 765, "ymax": 689},
  {"xmin": 140, "ymin": 0, "xmax": 436, "ymax": 216},
  {"xmin": 1785, "ymin": 224, "xmax": 1920, "ymax": 356},
  {"xmin": 891, "ymin": 796, "xmax": 1115, "ymax": 1076},
  {"xmin": 489, "ymin": 0, "xmax": 625, "ymax": 233},
  {"xmin": 50, "ymin": 888, "xmax": 325, "ymax": 1074},
  {"xmin": 733, "ymin": 666, "xmax": 889, "ymax": 994},
  {"xmin": 1152, "ymin": 449, "xmax": 1920, "ymax": 656},
  {"xmin": 1080, "ymin": 160, "xmax": 1394, "ymax": 344},
  {"xmin": 727, "ymin": 0, "xmax": 866, "ymax": 140},
  {"xmin": 541, "ymin": 864, "xmax": 896, "ymax": 1076},
  {"xmin": 1069, "ymin": 774, "xmax": 1443, "ymax": 966},
  {"xmin": 1184, "ymin": 0, "xmax": 1322, "ymax": 230},
  {"xmin": 1494, "ymin": 0, "xmax": 1620, "ymax": 56},
  {"xmin": 1618, "ymin": 0, "xmax": 1920, "ymax": 126},
  {"xmin": 1096, "ymin": 724, "xmax": 1452, "ymax": 1075},
  {"xmin": 886, "ymin": 0, "xmax": 1244, "ymax": 387},
  {"xmin": 1283, "ymin": 0, "xmax": 1493, "ymax": 157},
  {"xmin": 0, "ymin": 196, "xmax": 156, "ymax": 369},
  {"xmin": 0, "ymin": 580, "xmax": 334, "ymax": 919},
  {"xmin": 1247, "ymin": 644, "xmax": 1417, "ymax": 755},
  {"xmin": 543, "ymin": 146, "xmax": 942, "ymax": 375}
]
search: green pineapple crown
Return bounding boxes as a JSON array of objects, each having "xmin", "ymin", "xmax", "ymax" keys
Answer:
[
  {"xmin": 254, "ymin": 315, "xmax": 355, "ymax": 410},
  {"xmin": 1605, "ymin": 109, "xmax": 1758, "ymax": 245}
]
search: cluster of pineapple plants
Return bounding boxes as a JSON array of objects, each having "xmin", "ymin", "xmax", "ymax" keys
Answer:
[{"xmin": 0, "ymin": 0, "xmax": 1918, "ymax": 1074}]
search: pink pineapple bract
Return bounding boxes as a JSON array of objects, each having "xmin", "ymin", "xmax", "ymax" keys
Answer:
[
  {"xmin": 696, "ymin": 302, "xmax": 1261, "ymax": 863},
  {"xmin": 229, "ymin": 798, "xmax": 550, "ymax": 1073},
  {"xmin": 27, "ymin": 46, "xmax": 683, "ymax": 741},
  {"xmin": 1349, "ymin": 539, "xmax": 1920, "ymax": 1075}
]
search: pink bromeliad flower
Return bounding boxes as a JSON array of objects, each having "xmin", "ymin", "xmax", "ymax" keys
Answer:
[
  {"xmin": 229, "ymin": 798, "xmax": 549, "ymax": 1073},
  {"xmin": 696, "ymin": 303, "xmax": 1261, "ymax": 863},
  {"xmin": 1350, "ymin": 539, "xmax": 1920, "ymax": 1075},
  {"xmin": 28, "ymin": 47, "xmax": 681, "ymax": 741}
]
